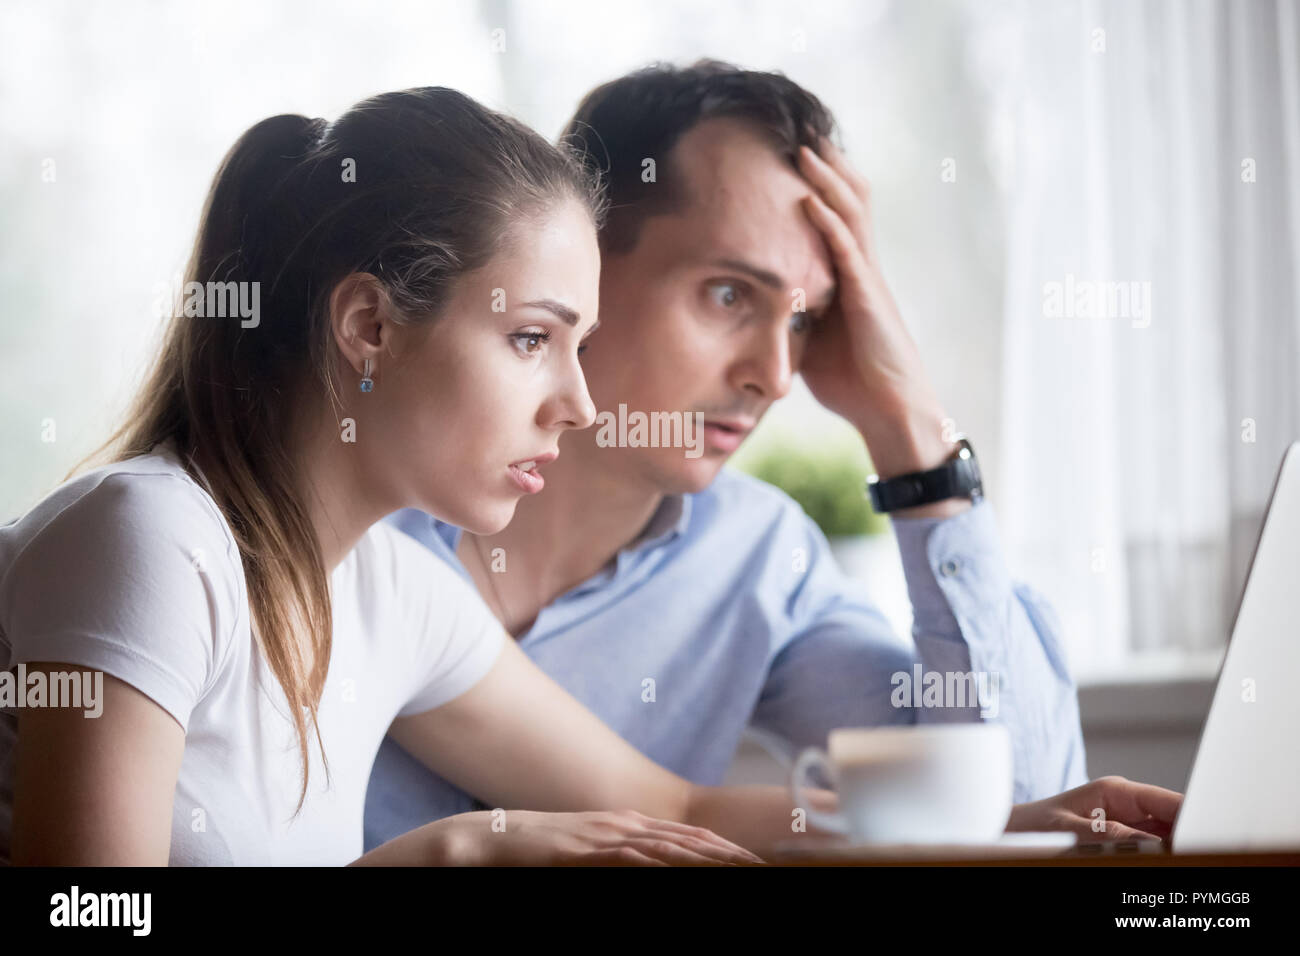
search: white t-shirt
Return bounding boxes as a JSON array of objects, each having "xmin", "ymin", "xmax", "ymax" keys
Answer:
[{"xmin": 0, "ymin": 444, "xmax": 505, "ymax": 865}]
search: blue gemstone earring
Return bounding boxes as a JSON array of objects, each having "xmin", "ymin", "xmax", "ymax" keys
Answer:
[{"xmin": 360, "ymin": 358, "xmax": 374, "ymax": 393}]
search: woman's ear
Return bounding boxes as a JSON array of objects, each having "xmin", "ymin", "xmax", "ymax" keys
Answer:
[{"xmin": 330, "ymin": 273, "xmax": 391, "ymax": 381}]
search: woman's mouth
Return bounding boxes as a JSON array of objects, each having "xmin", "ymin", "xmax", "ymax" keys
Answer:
[
  {"xmin": 508, "ymin": 461, "xmax": 544, "ymax": 493},
  {"xmin": 507, "ymin": 451, "xmax": 557, "ymax": 494}
]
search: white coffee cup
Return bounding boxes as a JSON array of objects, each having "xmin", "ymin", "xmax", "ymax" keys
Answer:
[{"xmin": 790, "ymin": 724, "xmax": 1013, "ymax": 844}]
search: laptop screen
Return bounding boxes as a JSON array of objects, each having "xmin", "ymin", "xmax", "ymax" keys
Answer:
[{"xmin": 1173, "ymin": 441, "xmax": 1300, "ymax": 851}]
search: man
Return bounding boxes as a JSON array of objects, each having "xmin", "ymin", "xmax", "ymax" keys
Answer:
[{"xmin": 364, "ymin": 60, "xmax": 1091, "ymax": 850}]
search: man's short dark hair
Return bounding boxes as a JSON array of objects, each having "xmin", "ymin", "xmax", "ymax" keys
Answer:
[{"xmin": 560, "ymin": 59, "xmax": 837, "ymax": 256}]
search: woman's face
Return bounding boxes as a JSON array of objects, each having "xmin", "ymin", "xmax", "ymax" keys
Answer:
[{"xmin": 373, "ymin": 198, "xmax": 601, "ymax": 534}]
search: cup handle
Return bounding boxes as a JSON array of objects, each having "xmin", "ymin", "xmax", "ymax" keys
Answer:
[{"xmin": 790, "ymin": 746, "xmax": 849, "ymax": 836}]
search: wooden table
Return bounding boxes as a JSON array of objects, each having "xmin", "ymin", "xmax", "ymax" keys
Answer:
[{"xmin": 768, "ymin": 843, "xmax": 1300, "ymax": 866}]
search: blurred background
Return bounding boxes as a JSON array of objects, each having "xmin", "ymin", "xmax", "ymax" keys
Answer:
[{"xmin": 3, "ymin": 0, "xmax": 1298, "ymax": 790}]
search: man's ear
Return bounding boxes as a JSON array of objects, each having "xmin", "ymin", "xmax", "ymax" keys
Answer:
[{"xmin": 329, "ymin": 273, "xmax": 392, "ymax": 382}]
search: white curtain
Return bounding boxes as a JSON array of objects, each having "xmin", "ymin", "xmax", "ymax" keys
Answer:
[{"xmin": 996, "ymin": 0, "xmax": 1300, "ymax": 677}]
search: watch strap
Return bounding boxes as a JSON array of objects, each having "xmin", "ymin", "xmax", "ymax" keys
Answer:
[{"xmin": 866, "ymin": 437, "xmax": 983, "ymax": 513}]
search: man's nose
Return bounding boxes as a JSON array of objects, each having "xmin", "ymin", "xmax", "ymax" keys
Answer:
[{"xmin": 730, "ymin": 320, "xmax": 794, "ymax": 401}]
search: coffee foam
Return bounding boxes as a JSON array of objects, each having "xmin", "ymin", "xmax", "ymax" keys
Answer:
[{"xmin": 828, "ymin": 724, "xmax": 1001, "ymax": 765}]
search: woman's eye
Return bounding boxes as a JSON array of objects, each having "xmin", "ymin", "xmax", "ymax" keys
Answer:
[{"xmin": 511, "ymin": 330, "xmax": 550, "ymax": 356}]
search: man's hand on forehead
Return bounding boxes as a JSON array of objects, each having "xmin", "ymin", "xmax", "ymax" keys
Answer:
[
  {"xmin": 794, "ymin": 137, "xmax": 971, "ymax": 518},
  {"xmin": 802, "ymin": 138, "xmax": 879, "ymax": 265}
]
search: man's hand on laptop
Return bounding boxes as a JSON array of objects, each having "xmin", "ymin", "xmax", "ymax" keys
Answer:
[{"xmin": 1004, "ymin": 775, "xmax": 1183, "ymax": 843}]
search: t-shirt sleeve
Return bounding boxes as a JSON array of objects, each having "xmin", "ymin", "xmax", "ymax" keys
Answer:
[
  {"xmin": 379, "ymin": 527, "xmax": 506, "ymax": 718},
  {"xmin": 1, "ymin": 472, "xmax": 240, "ymax": 732}
]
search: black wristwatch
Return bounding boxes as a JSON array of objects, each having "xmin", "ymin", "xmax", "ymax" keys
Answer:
[{"xmin": 866, "ymin": 436, "xmax": 983, "ymax": 513}]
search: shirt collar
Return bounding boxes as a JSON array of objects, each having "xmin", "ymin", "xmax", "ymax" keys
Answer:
[
  {"xmin": 433, "ymin": 492, "xmax": 693, "ymax": 577},
  {"xmin": 434, "ymin": 519, "xmax": 462, "ymax": 553},
  {"xmin": 626, "ymin": 492, "xmax": 693, "ymax": 553}
]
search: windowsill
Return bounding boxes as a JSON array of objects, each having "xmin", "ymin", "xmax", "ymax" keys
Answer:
[
  {"xmin": 1075, "ymin": 648, "xmax": 1225, "ymax": 687},
  {"xmin": 724, "ymin": 652, "xmax": 1223, "ymax": 789},
  {"xmin": 1075, "ymin": 651, "xmax": 1222, "ymax": 733}
]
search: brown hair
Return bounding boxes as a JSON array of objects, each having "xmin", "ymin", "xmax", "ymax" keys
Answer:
[
  {"xmin": 562, "ymin": 59, "xmax": 836, "ymax": 255},
  {"xmin": 86, "ymin": 87, "xmax": 603, "ymax": 814}
]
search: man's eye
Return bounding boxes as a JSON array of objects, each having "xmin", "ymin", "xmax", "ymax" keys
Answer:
[
  {"xmin": 511, "ymin": 330, "xmax": 550, "ymax": 356},
  {"xmin": 708, "ymin": 282, "xmax": 743, "ymax": 309},
  {"xmin": 793, "ymin": 310, "xmax": 827, "ymax": 334}
]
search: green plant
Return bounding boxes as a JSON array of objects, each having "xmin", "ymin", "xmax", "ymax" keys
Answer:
[{"xmin": 737, "ymin": 442, "xmax": 889, "ymax": 538}]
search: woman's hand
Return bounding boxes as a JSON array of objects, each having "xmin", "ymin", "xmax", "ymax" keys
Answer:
[
  {"xmin": 353, "ymin": 808, "xmax": 766, "ymax": 866},
  {"xmin": 1005, "ymin": 775, "xmax": 1183, "ymax": 843}
]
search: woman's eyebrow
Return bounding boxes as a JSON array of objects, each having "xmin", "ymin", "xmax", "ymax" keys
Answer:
[{"xmin": 520, "ymin": 298, "xmax": 580, "ymax": 326}]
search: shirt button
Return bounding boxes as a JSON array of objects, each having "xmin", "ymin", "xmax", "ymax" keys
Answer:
[{"xmin": 940, "ymin": 558, "xmax": 962, "ymax": 577}]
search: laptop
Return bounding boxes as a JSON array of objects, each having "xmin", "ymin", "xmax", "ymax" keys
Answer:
[
  {"xmin": 772, "ymin": 441, "xmax": 1300, "ymax": 861},
  {"xmin": 1167, "ymin": 440, "xmax": 1300, "ymax": 852},
  {"xmin": 1065, "ymin": 439, "xmax": 1300, "ymax": 857}
]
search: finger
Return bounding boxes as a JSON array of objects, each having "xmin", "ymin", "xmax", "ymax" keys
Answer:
[
  {"xmin": 1074, "ymin": 816, "xmax": 1164, "ymax": 845},
  {"xmin": 797, "ymin": 145, "xmax": 869, "ymax": 249},
  {"xmin": 801, "ymin": 192, "xmax": 871, "ymax": 288},
  {"xmin": 616, "ymin": 810, "xmax": 748, "ymax": 849},
  {"xmin": 1105, "ymin": 823, "xmax": 1163, "ymax": 843},
  {"xmin": 1099, "ymin": 777, "xmax": 1184, "ymax": 826},
  {"xmin": 816, "ymin": 137, "xmax": 872, "ymax": 206},
  {"xmin": 638, "ymin": 826, "xmax": 763, "ymax": 865},
  {"xmin": 620, "ymin": 836, "xmax": 739, "ymax": 866},
  {"xmin": 579, "ymin": 847, "xmax": 670, "ymax": 867},
  {"xmin": 809, "ymin": 139, "xmax": 877, "ymax": 260},
  {"xmin": 1127, "ymin": 816, "xmax": 1174, "ymax": 840},
  {"xmin": 621, "ymin": 822, "xmax": 757, "ymax": 864},
  {"xmin": 634, "ymin": 816, "xmax": 765, "ymax": 863}
]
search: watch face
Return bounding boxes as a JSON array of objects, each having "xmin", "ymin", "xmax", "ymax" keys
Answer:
[
  {"xmin": 955, "ymin": 438, "xmax": 981, "ymax": 492},
  {"xmin": 867, "ymin": 437, "xmax": 983, "ymax": 511}
]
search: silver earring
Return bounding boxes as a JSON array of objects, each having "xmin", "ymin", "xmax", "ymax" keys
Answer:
[{"xmin": 360, "ymin": 358, "xmax": 374, "ymax": 393}]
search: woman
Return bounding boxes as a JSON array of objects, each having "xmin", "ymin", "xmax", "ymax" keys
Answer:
[
  {"xmin": 0, "ymin": 87, "xmax": 1176, "ymax": 865},
  {"xmin": 0, "ymin": 87, "xmax": 776, "ymax": 865}
]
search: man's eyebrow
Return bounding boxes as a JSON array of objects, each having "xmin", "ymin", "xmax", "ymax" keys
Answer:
[
  {"xmin": 520, "ymin": 298, "xmax": 580, "ymax": 326},
  {"xmin": 709, "ymin": 258, "xmax": 785, "ymax": 292},
  {"xmin": 709, "ymin": 258, "xmax": 837, "ymax": 310},
  {"xmin": 809, "ymin": 285, "xmax": 838, "ymax": 311}
]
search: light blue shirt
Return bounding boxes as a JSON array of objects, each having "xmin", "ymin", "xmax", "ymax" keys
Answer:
[{"xmin": 363, "ymin": 468, "xmax": 1087, "ymax": 851}]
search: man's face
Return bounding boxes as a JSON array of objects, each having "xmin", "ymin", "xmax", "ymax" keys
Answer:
[{"xmin": 581, "ymin": 117, "xmax": 836, "ymax": 494}]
